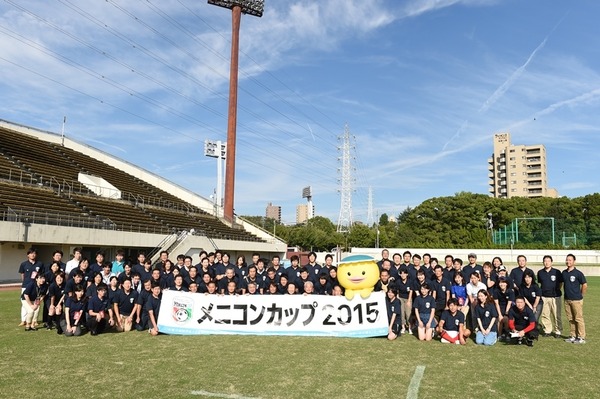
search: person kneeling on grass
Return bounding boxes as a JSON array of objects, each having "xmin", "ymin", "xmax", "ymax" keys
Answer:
[
  {"xmin": 475, "ymin": 289, "xmax": 498, "ymax": 346},
  {"xmin": 413, "ymin": 283, "xmax": 436, "ymax": 341},
  {"xmin": 437, "ymin": 298, "xmax": 470, "ymax": 345},
  {"xmin": 507, "ymin": 296, "xmax": 538, "ymax": 347},
  {"xmin": 386, "ymin": 288, "xmax": 402, "ymax": 340},
  {"xmin": 61, "ymin": 285, "xmax": 85, "ymax": 336},
  {"xmin": 86, "ymin": 283, "xmax": 114, "ymax": 335}
]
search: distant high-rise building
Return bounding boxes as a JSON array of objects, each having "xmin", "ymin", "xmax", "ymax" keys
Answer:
[
  {"xmin": 265, "ymin": 202, "xmax": 281, "ymax": 223},
  {"xmin": 296, "ymin": 204, "xmax": 314, "ymax": 224},
  {"xmin": 488, "ymin": 132, "xmax": 558, "ymax": 199}
]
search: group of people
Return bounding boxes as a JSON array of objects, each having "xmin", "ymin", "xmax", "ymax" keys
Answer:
[
  {"xmin": 17, "ymin": 247, "xmax": 588, "ymax": 345},
  {"xmin": 376, "ymin": 249, "xmax": 587, "ymax": 346}
]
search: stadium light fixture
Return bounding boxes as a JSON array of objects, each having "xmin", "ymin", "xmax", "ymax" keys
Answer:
[
  {"xmin": 208, "ymin": 0, "xmax": 264, "ymax": 223},
  {"xmin": 207, "ymin": 0, "xmax": 264, "ymax": 17}
]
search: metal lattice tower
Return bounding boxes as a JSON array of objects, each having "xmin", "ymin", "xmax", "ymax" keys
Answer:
[
  {"xmin": 337, "ymin": 124, "xmax": 355, "ymax": 233},
  {"xmin": 367, "ymin": 186, "xmax": 374, "ymax": 226}
]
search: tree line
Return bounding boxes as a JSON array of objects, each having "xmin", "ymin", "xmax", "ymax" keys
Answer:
[{"xmin": 242, "ymin": 192, "xmax": 600, "ymax": 251}]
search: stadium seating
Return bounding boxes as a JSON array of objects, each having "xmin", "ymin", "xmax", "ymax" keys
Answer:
[{"xmin": 0, "ymin": 126, "xmax": 263, "ymax": 242}]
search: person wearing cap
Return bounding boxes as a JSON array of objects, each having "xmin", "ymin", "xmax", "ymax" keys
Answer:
[
  {"xmin": 562, "ymin": 254, "xmax": 587, "ymax": 344},
  {"xmin": 86, "ymin": 283, "xmax": 113, "ymax": 335},
  {"xmin": 509, "ymin": 255, "xmax": 536, "ymax": 294},
  {"xmin": 462, "ymin": 253, "xmax": 483, "ymax": 281},
  {"xmin": 537, "ymin": 255, "xmax": 563, "ymax": 338},
  {"xmin": 496, "ymin": 266, "xmax": 514, "ymax": 289}
]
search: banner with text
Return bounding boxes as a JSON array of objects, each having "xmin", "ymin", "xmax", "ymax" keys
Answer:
[{"xmin": 157, "ymin": 290, "xmax": 388, "ymax": 338}]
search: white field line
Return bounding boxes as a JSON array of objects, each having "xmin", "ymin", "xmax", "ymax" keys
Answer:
[
  {"xmin": 406, "ymin": 365, "xmax": 426, "ymax": 399},
  {"xmin": 190, "ymin": 390, "xmax": 261, "ymax": 399}
]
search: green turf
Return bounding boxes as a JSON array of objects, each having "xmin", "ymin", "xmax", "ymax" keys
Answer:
[{"xmin": 0, "ymin": 279, "xmax": 597, "ymax": 399}]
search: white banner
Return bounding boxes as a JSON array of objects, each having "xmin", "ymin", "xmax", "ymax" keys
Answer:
[{"xmin": 157, "ymin": 290, "xmax": 388, "ymax": 338}]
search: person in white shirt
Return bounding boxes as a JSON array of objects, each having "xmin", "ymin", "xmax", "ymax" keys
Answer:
[{"xmin": 65, "ymin": 247, "xmax": 82, "ymax": 275}]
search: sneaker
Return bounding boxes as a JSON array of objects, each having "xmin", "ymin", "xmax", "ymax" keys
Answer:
[
  {"xmin": 525, "ymin": 338, "xmax": 534, "ymax": 347},
  {"xmin": 498, "ymin": 334, "xmax": 506, "ymax": 342},
  {"xmin": 543, "ymin": 333, "xmax": 552, "ymax": 338},
  {"xmin": 565, "ymin": 336, "xmax": 577, "ymax": 343},
  {"xmin": 400, "ymin": 328, "xmax": 406, "ymax": 334},
  {"xmin": 554, "ymin": 332, "xmax": 562, "ymax": 339},
  {"xmin": 574, "ymin": 338, "xmax": 586, "ymax": 344}
]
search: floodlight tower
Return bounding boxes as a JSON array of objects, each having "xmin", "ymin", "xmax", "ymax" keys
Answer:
[
  {"xmin": 208, "ymin": 0, "xmax": 264, "ymax": 222},
  {"xmin": 337, "ymin": 124, "xmax": 355, "ymax": 233},
  {"xmin": 302, "ymin": 186, "xmax": 314, "ymax": 220}
]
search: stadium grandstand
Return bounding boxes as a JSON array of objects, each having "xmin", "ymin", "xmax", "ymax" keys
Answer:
[{"xmin": 0, "ymin": 119, "xmax": 286, "ymax": 282}]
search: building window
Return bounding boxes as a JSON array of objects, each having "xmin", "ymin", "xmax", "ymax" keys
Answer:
[
  {"xmin": 511, "ymin": 165, "xmax": 516, "ymax": 169},
  {"xmin": 511, "ymin": 172, "xmax": 516, "ymax": 176},
  {"xmin": 511, "ymin": 180, "xmax": 517, "ymax": 184}
]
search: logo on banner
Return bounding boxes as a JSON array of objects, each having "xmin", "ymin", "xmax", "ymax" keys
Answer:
[{"xmin": 172, "ymin": 296, "xmax": 193, "ymax": 323}]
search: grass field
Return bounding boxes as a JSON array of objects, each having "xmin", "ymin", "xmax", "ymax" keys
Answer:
[{"xmin": 1, "ymin": 278, "xmax": 598, "ymax": 399}]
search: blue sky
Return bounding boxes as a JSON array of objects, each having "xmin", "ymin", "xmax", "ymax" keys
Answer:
[{"xmin": 1, "ymin": 0, "xmax": 599, "ymax": 224}]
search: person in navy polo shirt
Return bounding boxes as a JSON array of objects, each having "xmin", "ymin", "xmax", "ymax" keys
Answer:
[
  {"xmin": 475, "ymin": 289, "xmax": 498, "ymax": 346},
  {"xmin": 395, "ymin": 268, "xmax": 412, "ymax": 334},
  {"xmin": 509, "ymin": 255, "xmax": 535, "ymax": 294},
  {"xmin": 61, "ymin": 285, "xmax": 86, "ymax": 336},
  {"xmin": 508, "ymin": 296, "xmax": 538, "ymax": 346},
  {"xmin": 145, "ymin": 282, "xmax": 162, "ymax": 336},
  {"xmin": 537, "ymin": 255, "xmax": 563, "ymax": 338},
  {"xmin": 520, "ymin": 269, "xmax": 543, "ymax": 322},
  {"xmin": 21, "ymin": 273, "xmax": 48, "ymax": 331},
  {"xmin": 462, "ymin": 253, "xmax": 483, "ymax": 283},
  {"xmin": 386, "ymin": 288, "xmax": 402, "ymax": 340},
  {"xmin": 18, "ymin": 248, "xmax": 44, "ymax": 326},
  {"xmin": 112, "ymin": 278, "xmax": 138, "ymax": 332},
  {"xmin": 437, "ymin": 298, "xmax": 470, "ymax": 345},
  {"xmin": 494, "ymin": 277, "xmax": 515, "ymax": 341},
  {"xmin": 86, "ymin": 283, "xmax": 114, "ymax": 335},
  {"xmin": 431, "ymin": 265, "xmax": 452, "ymax": 322},
  {"xmin": 413, "ymin": 283, "xmax": 436, "ymax": 341},
  {"xmin": 562, "ymin": 254, "xmax": 587, "ymax": 344}
]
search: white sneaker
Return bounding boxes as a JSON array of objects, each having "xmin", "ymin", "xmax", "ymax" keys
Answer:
[
  {"xmin": 574, "ymin": 337, "xmax": 586, "ymax": 344},
  {"xmin": 565, "ymin": 336, "xmax": 576, "ymax": 343}
]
